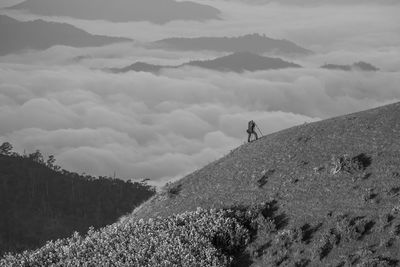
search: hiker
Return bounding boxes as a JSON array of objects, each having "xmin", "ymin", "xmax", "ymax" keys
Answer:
[{"xmin": 247, "ymin": 120, "xmax": 258, "ymax": 142}]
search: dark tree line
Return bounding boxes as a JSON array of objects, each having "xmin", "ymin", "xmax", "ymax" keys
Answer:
[{"xmin": 0, "ymin": 142, "xmax": 155, "ymax": 256}]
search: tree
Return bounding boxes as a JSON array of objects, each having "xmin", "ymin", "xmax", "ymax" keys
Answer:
[
  {"xmin": 47, "ymin": 155, "xmax": 55, "ymax": 167},
  {"xmin": 29, "ymin": 150, "xmax": 44, "ymax": 164},
  {"xmin": 0, "ymin": 142, "xmax": 13, "ymax": 155}
]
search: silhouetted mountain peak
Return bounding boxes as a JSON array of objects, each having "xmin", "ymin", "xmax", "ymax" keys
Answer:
[
  {"xmin": 111, "ymin": 62, "xmax": 167, "ymax": 74},
  {"xmin": 353, "ymin": 61, "xmax": 380, "ymax": 71},
  {"xmin": 8, "ymin": 0, "xmax": 221, "ymax": 24},
  {"xmin": 185, "ymin": 52, "xmax": 302, "ymax": 72},
  {"xmin": 110, "ymin": 52, "xmax": 301, "ymax": 74},
  {"xmin": 151, "ymin": 33, "xmax": 312, "ymax": 55},
  {"xmin": 321, "ymin": 61, "xmax": 380, "ymax": 72},
  {"xmin": 0, "ymin": 15, "xmax": 132, "ymax": 55}
]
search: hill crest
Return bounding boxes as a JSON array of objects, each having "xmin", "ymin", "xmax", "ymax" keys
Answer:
[
  {"xmin": 135, "ymin": 102, "xmax": 400, "ymax": 219},
  {"xmin": 131, "ymin": 101, "xmax": 400, "ymax": 265}
]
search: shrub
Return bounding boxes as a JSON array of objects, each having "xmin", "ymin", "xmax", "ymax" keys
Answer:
[
  {"xmin": 0, "ymin": 208, "xmax": 251, "ymax": 267},
  {"xmin": 166, "ymin": 183, "xmax": 182, "ymax": 197},
  {"xmin": 330, "ymin": 153, "xmax": 372, "ymax": 176},
  {"xmin": 347, "ymin": 248, "xmax": 398, "ymax": 267},
  {"xmin": 313, "ymin": 228, "xmax": 340, "ymax": 260},
  {"xmin": 335, "ymin": 215, "xmax": 374, "ymax": 241},
  {"xmin": 259, "ymin": 229, "xmax": 299, "ymax": 266}
]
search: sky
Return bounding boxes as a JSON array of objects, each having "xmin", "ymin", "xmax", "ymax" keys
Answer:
[{"xmin": 0, "ymin": 0, "xmax": 399, "ymax": 186}]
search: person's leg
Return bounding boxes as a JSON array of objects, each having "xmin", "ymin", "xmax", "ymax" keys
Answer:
[
  {"xmin": 254, "ymin": 132, "xmax": 258, "ymax": 140},
  {"xmin": 248, "ymin": 133, "xmax": 251, "ymax": 142}
]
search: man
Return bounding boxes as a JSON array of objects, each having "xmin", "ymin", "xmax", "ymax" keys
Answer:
[{"xmin": 247, "ymin": 120, "xmax": 258, "ymax": 142}]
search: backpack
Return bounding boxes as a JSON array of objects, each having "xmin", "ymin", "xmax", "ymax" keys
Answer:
[{"xmin": 247, "ymin": 120, "xmax": 255, "ymax": 133}]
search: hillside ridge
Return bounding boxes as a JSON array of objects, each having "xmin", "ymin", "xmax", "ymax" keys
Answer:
[
  {"xmin": 129, "ymin": 101, "xmax": 400, "ymax": 265},
  {"xmin": 134, "ymin": 101, "xmax": 400, "ymax": 219}
]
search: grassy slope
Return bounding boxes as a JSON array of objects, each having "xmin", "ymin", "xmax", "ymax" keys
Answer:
[{"xmin": 134, "ymin": 102, "xmax": 400, "ymax": 266}]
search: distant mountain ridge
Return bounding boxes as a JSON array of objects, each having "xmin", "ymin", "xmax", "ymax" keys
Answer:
[
  {"xmin": 7, "ymin": 0, "xmax": 221, "ymax": 24},
  {"xmin": 111, "ymin": 52, "xmax": 302, "ymax": 74},
  {"xmin": 185, "ymin": 52, "xmax": 301, "ymax": 72},
  {"xmin": 150, "ymin": 33, "xmax": 312, "ymax": 56},
  {"xmin": 321, "ymin": 61, "xmax": 380, "ymax": 71},
  {"xmin": 111, "ymin": 62, "xmax": 169, "ymax": 74},
  {"xmin": 0, "ymin": 15, "xmax": 131, "ymax": 56}
]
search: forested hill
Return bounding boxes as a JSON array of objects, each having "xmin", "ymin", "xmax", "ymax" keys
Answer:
[{"xmin": 0, "ymin": 148, "xmax": 155, "ymax": 256}]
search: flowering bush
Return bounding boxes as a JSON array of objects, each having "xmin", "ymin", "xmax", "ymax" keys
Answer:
[{"xmin": 0, "ymin": 208, "xmax": 250, "ymax": 267}]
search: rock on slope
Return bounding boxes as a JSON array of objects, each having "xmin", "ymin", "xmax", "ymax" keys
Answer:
[{"xmin": 135, "ymin": 102, "xmax": 400, "ymax": 266}]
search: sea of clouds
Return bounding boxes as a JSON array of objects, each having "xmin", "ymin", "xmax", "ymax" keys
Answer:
[{"xmin": 0, "ymin": 0, "xmax": 399, "ymax": 186}]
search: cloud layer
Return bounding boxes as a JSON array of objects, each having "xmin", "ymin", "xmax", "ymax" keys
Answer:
[
  {"xmin": 1, "ymin": 55, "xmax": 399, "ymax": 185},
  {"xmin": 0, "ymin": 0, "xmax": 399, "ymax": 186}
]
